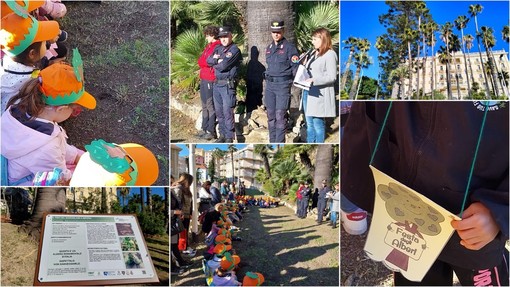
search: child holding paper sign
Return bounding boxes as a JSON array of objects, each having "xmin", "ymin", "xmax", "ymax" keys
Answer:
[{"xmin": 341, "ymin": 101, "xmax": 508, "ymax": 286}]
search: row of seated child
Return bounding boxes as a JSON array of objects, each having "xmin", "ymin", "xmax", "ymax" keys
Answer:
[
  {"xmin": 202, "ymin": 203, "xmax": 264, "ymax": 286},
  {"xmin": 242, "ymin": 195, "xmax": 280, "ymax": 208}
]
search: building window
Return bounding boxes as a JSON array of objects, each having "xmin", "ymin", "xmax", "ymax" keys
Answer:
[
  {"xmin": 479, "ymin": 74, "xmax": 482, "ymax": 78},
  {"xmin": 457, "ymin": 65, "xmax": 461, "ymax": 69},
  {"xmin": 440, "ymin": 66, "xmax": 443, "ymax": 71},
  {"xmin": 440, "ymin": 75, "xmax": 444, "ymax": 80}
]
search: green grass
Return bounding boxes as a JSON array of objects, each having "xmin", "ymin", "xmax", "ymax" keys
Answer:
[{"xmin": 145, "ymin": 234, "xmax": 169, "ymax": 284}]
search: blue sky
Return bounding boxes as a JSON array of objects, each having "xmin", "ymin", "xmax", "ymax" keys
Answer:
[
  {"xmin": 340, "ymin": 1, "xmax": 510, "ymax": 79},
  {"xmin": 121, "ymin": 187, "xmax": 165, "ymax": 199}
]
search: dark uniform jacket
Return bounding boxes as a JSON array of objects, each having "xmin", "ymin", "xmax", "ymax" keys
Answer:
[
  {"xmin": 341, "ymin": 101, "xmax": 509, "ymax": 270},
  {"xmin": 207, "ymin": 42, "xmax": 242, "ymax": 81},
  {"xmin": 265, "ymin": 37, "xmax": 299, "ymax": 78}
]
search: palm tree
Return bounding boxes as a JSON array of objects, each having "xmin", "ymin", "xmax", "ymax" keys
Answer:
[
  {"xmin": 455, "ymin": 15, "xmax": 471, "ymax": 99},
  {"xmin": 20, "ymin": 187, "xmax": 66, "ymax": 241},
  {"xmin": 402, "ymin": 27, "xmax": 418, "ymax": 99},
  {"xmin": 254, "ymin": 144, "xmax": 273, "ymax": 179},
  {"xmin": 227, "ymin": 145, "xmax": 238, "ymax": 182},
  {"xmin": 448, "ymin": 34, "xmax": 462, "ymax": 99},
  {"xmin": 164, "ymin": 186, "xmax": 169, "ymax": 234},
  {"xmin": 101, "ymin": 187, "xmax": 108, "ymax": 213},
  {"xmin": 415, "ymin": 2, "xmax": 429, "ymax": 100},
  {"xmin": 294, "ymin": 2, "xmax": 339, "ymax": 52},
  {"xmin": 480, "ymin": 26, "xmax": 500, "ymax": 97},
  {"xmin": 440, "ymin": 22, "xmax": 454, "ymax": 99},
  {"xmin": 375, "ymin": 36, "xmax": 385, "ymax": 99},
  {"xmin": 272, "ymin": 159, "xmax": 299, "ymax": 195},
  {"xmin": 503, "ymin": 25, "xmax": 510, "ymax": 43},
  {"xmin": 389, "ymin": 65, "xmax": 409, "ymax": 99},
  {"xmin": 314, "ymin": 145, "xmax": 333, "ymax": 190},
  {"xmin": 468, "ymin": 4, "xmax": 491, "ymax": 99},
  {"xmin": 349, "ymin": 51, "xmax": 372, "ymax": 99},
  {"xmin": 464, "ymin": 34, "xmax": 476, "ymax": 89},
  {"xmin": 146, "ymin": 187, "xmax": 152, "ymax": 213},
  {"xmin": 341, "ymin": 36, "xmax": 359, "ymax": 91},
  {"xmin": 139, "ymin": 187, "xmax": 144, "ymax": 213},
  {"xmin": 425, "ymin": 21, "xmax": 439, "ymax": 99},
  {"xmin": 119, "ymin": 187, "xmax": 130, "ymax": 208},
  {"xmin": 438, "ymin": 46, "xmax": 453, "ymax": 99}
]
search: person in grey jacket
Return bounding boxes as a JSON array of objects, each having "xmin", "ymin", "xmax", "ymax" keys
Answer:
[
  {"xmin": 301, "ymin": 27, "xmax": 338, "ymax": 143},
  {"xmin": 316, "ymin": 179, "xmax": 331, "ymax": 224}
]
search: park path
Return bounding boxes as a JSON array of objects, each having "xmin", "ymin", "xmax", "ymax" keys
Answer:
[{"xmin": 172, "ymin": 204, "xmax": 339, "ymax": 286}]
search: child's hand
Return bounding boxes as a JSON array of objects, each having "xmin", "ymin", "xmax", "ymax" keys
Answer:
[{"xmin": 451, "ymin": 202, "xmax": 500, "ymax": 250}]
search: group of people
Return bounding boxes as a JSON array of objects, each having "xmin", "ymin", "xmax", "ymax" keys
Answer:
[
  {"xmin": 0, "ymin": 1, "xmax": 158, "ymax": 186},
  {"xmin": 171, "ymin": 172, "xmax": 264, "ymax": 286},
  {"xmin": 295, "ymin": 180, "xmax": 339, "ymax": 229},
  {"xmin": 197, "ymin": 20, "xmax": 338, "ymax": 143}
]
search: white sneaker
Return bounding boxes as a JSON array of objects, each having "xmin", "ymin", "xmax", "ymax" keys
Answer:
[
  {"xmin": 182, "ymin": 247, "xmax": 195, "ymax": 254},
  {"xmin": 341, "ymin": 208, "xmax": 367, "ymax": 235}
]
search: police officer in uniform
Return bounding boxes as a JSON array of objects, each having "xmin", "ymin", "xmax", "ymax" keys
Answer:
[
  {"xmin": 207, "ymin": 26, "xmax": 242, "ymax": 143},
  {"xmin": 264, "ymin": 20, "xmax": 300, "ymax": 143}
]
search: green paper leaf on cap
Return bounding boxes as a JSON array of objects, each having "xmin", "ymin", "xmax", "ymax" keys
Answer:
[
  {"xmin": 72, "ymin": 48, "xmax": 83, "ymax": 82},
  {"xmin": 5, "ymin": 0, "xmax": 30, "ymax": 18},
  {"xmin": 246, "ymin": 272, "xmax": 258, "ymax": 279}
]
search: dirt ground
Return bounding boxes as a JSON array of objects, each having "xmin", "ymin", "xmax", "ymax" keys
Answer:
[
  {"xmin": 171, "ymin": 203, "xmax": 339, "ymax": 286},
  {"xmin": 57, "ymin": 1, "xmax": 169, "ymax": 185}
]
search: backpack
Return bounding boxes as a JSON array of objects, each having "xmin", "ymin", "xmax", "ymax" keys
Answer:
[{"xmin": 1, "ymin": 155, "xmax": 33, "ymax": 186}]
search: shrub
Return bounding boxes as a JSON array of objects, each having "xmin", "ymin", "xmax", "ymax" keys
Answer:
[{"xmin": 137, "ymin": 212, "xmax": 166, "ymax": 235}]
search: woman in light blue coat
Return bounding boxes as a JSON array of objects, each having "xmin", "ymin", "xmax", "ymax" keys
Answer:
[{"xmin": 301, "ymin": 28, "xmax": 338, "ymax": 143}]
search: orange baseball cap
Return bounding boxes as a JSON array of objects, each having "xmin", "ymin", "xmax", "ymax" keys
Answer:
[
  {"xmin": 220, "ymin": 252, "xmax": 240, "ymax": 271},
  {"xmin": 0, "ymin": 11, "xmax": 59, "ymax": 56},
  {"xmin": 70, "ymin": 140, "xmax": 159, "ymax": 187},
  {"xmin": 242, "ymin": 272, "xmax": 265, "ymax": 286},
  {"xmin": 1, "ymin": 0, "xmax": 45, "ymax": 17}
]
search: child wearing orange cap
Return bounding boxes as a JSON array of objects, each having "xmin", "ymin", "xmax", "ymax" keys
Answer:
[
  {"xmin": 1, "ymin": 49, "xmax": 96, "ymax": 185},
  {"xmin": 0, "ymin": 5, "xmax": 61, "ymax": 112},
  {"xmin": 242, "ymin": 272, "xmax": 264, "ymax": 286},
  {"xmin": 211, "ymin": 252, "xmax": 242, "ymax": 286}
]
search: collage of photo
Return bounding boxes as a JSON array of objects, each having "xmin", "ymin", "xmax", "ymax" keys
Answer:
[{"xmin": 0, "ymin": 0, "xmax": 508, "ymax": 286}]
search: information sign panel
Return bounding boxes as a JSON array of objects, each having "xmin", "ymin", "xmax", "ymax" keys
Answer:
[{"xmin": 34, "ymin": 214, "xmax": 159, "ymax": 286}]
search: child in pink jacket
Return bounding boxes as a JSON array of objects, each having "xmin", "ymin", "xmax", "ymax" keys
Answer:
[{"xmin": 1, "ymin": 49, "xmax": 96, "ymax": 185}]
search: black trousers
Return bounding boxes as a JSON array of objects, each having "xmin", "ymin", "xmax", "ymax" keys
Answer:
[
  {"xmin": 394, "ymin": 252, "xmax": 509, "ymax": 286},
  {"xmin": 200, "ymin": 80, "xmax": 216, "ymax": 133}
]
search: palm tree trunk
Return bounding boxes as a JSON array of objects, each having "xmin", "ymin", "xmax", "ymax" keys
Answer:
[
  {"xmin": 314, "ymin": 145, "xmax": 333, "ymax": 189},
  {"xmin": 421, "ymin": 35, "xmax": 427, "ymax": 99},
  {"xmin": 263, "ymin": 156, "xmax": 271, "ymax": 178},
  {"xmin": 407, "ymin": 41, "xmax": 413, "ymax": 99},
  {"xmin": 164, "ymin": 187, "xmax": 169, "ymax": 234},
  {"xmin": 101, "ymin": 187, "xmax": 107, "ymax": 213},
  {"xmin": 467, "ymin": 48, "xmax": 476, "ymax": 95},
  {"xmin": 474, "ymin": 16, "xmax": 492, "ymax": 99},
  {"xmin": 230, "ymin": 151, "xmax": 235, "ymax": 182},
  {"xmin": 140, "ymin": 187, "xmax": 144, "ymax": 213},
  {"xmin": 460, "ymin": 29, "xmax": 471, "ymax": 98},
  {"xmin": 341, "ymin": 51, "xmax": 354, "ymax": 90},
  {"xmin": 487, "ymin": 48, "xmax": 501, "ymax": 97},
  {"xmin": 348, "ymin": 66, "xmax": 361, "ymax": 99},
  {"xmin": 20, "ymin": 188, "xmax": 66, "ymax": 241},
  {"xmin": 432, "ymin": 39, "xmax": 436, "ymax": 99},
  {"xmin": 146, "ymin": 188, "xmax": 152, "ymax": 213}
]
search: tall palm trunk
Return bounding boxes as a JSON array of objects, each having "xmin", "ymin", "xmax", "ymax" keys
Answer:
[
  {"xmin": 460, "ymin": 28, "xmax": 471, "ymax": 98},
  {"xmin": 466, "ymin": 47, "xmax": 476, "ymax": 91},
  {"xmin": 164, "ymin": 187, "xmax": 169, "ymax": 234},
  {"xmin": 140, "ymin": 187, "xmax": 144, "ymax": 213},
  {"xmin": 421, "ymin": 33, "xmax": 427, "ymax": 99},
  {"xmin": 341, "ymin": 50, "xmax": 354, "ymax": 90},
  {"xmin": 473, "ymin": 16, "xmax": 491, "ymax": 99},
  {"xmin": 487, "ymin": 47, "xmax": 502, "ymax": 97},
  {"xmin": 314, "ymin": 145, "xmax": 333, "ymax": 190},
  {"xmin": 431, "ymin": 39, "xmax": 436, "ymax": 99},
  {"xmin": 146, "ymin": 188, "xmax": 152, "ymax": 213},
  {"xmin": 101, "ymin": 187, "xmax": 107, "ymax": 213},
  {"xmin": 20, "ymin": 188, "xmax": 66, "ymax": 241},
  {"xmin": 407, "ymin": 40, "xmax": 413, "ymax": 99},
  {"xmin": 349, "ymin": 65, "xmax": 362, "ymax": 99}
]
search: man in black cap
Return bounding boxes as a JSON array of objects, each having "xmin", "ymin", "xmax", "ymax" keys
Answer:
[
  {"xmin": 316, "ymin": 179, "xmax": 331, "ymax": 224},
  {"xmin": 207, "ymin": 26, "xmax": 242, "ymax": 143},
  {"xmin": 264, "ymin": 20, "xmax": 300, "ymax": 143}
]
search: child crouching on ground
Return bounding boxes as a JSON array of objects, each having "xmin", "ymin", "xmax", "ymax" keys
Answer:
[{"xmin": 1, "ymin": 49, "xmax": 96, "ymax": 185}]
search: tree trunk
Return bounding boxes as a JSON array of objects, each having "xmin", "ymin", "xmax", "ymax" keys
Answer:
[
  {"xmin": 246, "ymin": 1, "xmax": 295, "ymax": 103},
  {"xmin": 486, "ymin": 49, "xmax": 500, "ymax": 97},
  {"xmin": 231, "ymin": 151, "xmax": 235, "ymax": 182},
  {"xmin": 140, "ymin": 187, "xmax": 144, "ymax": 213},
  {"xmin": 101, "ymin": 187, "xmax": 107, "ymax": 213},
  {"xmin": 349, "ymin": 66, "xmax": 362, "ymax": 99},
  {"xmin": 341, "ymin": 50, "xmax": 354, "ymax": 91},
  {"xmin": 20, "ymin": 187, "xmax": 66, "ymax": 241},
  {"xmin": 407, "ymin": 41, "xmax": 413, "ymax": 99},
  {"xmin": 461, "ymin": 29, "xmax": 471, "ymax": 98},
  {"xmin": 313, "ymin": 145, "xmax": 333, "ymax": 190},
  {"xmin": 146, "ymin": 187, "xmax": 152, "ymax": 213},
  {"xmin": 432, "ymin": 40, "xmax": 436, "ymax": 99},
  {"xmin": 474, "ymin": 16, "xmax": 492, "ymax": 99},
  {"xmin": 164, "ymin": 187, "xmax": 169, "ymax": 234},
  {"xmin": 263, "ymin": 155, "xmax": 272, "ymax": 178},
  {"xmin": 298, "ymin": 151, "xmax": 314, "ymax": 175}
]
